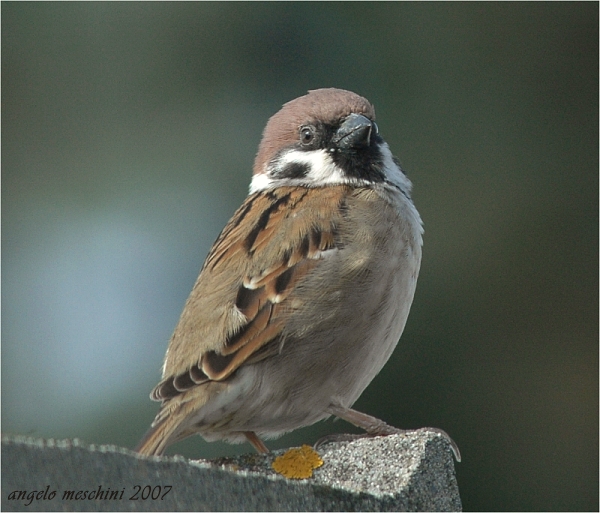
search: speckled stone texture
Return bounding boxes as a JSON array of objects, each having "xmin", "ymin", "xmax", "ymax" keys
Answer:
[{"xmin": 2, "ymin": 431, "xmax": 461, "ymax": 511}]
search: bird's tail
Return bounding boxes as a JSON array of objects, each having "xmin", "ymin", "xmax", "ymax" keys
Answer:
[
  {"xmin": 135, "ymin": 403, "xmax": 192, "ymax": 456},
  {"xmin": 135, "ymin": 418, "xmax": 171, "ymax": 456}
]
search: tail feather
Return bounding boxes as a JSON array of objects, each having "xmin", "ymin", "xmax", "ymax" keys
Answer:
[
  {"xmin": 136, "ymin": 385, "xmax": 214, "ymax": 456},
  {"xmin": 135, "ymin": 403, "xmax": 193, "ymax": 456},
  {"xmin": 135, "ymin": 416, "xmax": 173, "ymax": 456}
]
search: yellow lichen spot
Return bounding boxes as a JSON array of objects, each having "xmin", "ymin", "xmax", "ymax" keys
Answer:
[{"xmin": 271, "ymin": 445, "xmax": 324, "ymax": 479}]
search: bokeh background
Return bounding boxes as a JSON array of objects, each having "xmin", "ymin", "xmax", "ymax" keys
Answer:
[{"xmin": 2, "ymin": 3, "xmax": 598, "ymax": 510}]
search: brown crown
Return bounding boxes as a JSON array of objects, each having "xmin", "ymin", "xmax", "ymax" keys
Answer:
[{"xmin": 253, "ymin": 88, "xmax": 376, "ymax": 175}]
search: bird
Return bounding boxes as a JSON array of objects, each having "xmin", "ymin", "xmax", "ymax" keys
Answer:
[{"xmin": 136, "ymin": 88, "xmax": 460, "ymax": 461}]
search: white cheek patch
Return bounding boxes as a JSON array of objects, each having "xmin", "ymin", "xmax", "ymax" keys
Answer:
[
  {"xmin": 249, "ymin": 173, "xmax": 272, "ymax": 193},
  {"xmin": 284, "ymin": 150, "xmax": 345, "ymax": 183},
  {"xmin": 249, "ymin": 149, "xmax": 362, "ymax": 193}
]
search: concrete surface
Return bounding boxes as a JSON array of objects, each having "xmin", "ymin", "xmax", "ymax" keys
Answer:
[{"xmin": 2, "ymin": 431, "xmax": 461, "ymax": 511}]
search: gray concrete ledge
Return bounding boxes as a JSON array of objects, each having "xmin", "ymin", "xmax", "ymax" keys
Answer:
[{"xmin": 2, "ymin": 431, "xmax": 461, "ymax": 511}]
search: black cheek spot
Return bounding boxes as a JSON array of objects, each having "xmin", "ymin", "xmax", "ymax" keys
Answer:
[{"xmin": 279, "ymin": 162, "xmax": 309, "ymax": 179}]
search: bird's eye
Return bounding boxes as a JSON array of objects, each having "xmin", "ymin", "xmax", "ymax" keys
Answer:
[{"xmin": 300, "ymin": 126, "xmax": 315, "ymax": 145}]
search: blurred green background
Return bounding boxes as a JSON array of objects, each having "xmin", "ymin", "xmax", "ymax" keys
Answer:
[{"xmin": 2, "ymin": 3, "xmax": 598, "ymax": 510}]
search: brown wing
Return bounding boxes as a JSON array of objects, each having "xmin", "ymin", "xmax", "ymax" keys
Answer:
[{"xmin": 151, "ymin": 185, "xmax": 350, "ymax": 402}]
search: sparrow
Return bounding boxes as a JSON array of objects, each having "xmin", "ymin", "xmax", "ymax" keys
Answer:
[{"xmin": 136, "ymin": 88, "xmax": 460, "ymax": 461}]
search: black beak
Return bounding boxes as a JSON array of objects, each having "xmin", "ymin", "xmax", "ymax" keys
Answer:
[{"xmin": 332, "ymin": 113, "xmax": 373, "ymax": 150}]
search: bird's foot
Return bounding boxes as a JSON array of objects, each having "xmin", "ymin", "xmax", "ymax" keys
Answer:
[{"xmin": 320, "ymin": 405, "xmax": 461, "ymax": 462}]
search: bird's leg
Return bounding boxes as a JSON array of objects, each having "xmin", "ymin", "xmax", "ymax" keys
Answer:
[
  {"xmin": 317, "ymin": 405, "xmax": 461, "ymax": 462},
  {"xmin": 243, "ymin": 431, "xmax": 270, "ymax": 453}
]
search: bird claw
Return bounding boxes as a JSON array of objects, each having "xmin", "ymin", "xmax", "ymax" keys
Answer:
[{"xmin": 321, "ymin": 405, "xmax": 461, "ymax": 462}]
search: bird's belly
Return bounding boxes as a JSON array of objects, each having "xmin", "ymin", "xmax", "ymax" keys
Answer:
[
  {"xmin": 199, "ymin": 242, "xmax": 419, "ymax": 438},
  {"xmin": 195, "ymin": 189, "xmax": 422, "ymax": 440}
]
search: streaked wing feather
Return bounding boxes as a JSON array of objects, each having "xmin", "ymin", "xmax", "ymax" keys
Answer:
[{"xmin": 151, "ymin": 186, "xmax": 348, "ymax": 403}]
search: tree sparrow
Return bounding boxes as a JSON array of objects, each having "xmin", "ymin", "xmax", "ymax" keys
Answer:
[{"xmin": 136, "ymin": 88, "xmax": 460, "ymax": 461}]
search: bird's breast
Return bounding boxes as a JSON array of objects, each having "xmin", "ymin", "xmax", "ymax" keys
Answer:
[{"xmin": 270, "ymin": 186, "xmax": 422, "ymax": 405}]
